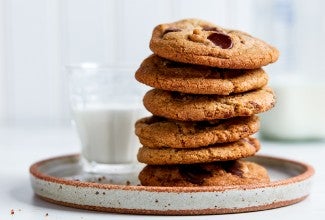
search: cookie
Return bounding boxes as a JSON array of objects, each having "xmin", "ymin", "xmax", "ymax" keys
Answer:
[
  {"xmin": 139, "ymin": 160, "xmax": 270, "ymax": 187},
  {"xmin": 135, "ymin": 55, "xmax": 268, "ymax": 95},
  {"xmin": 137, "ymin": 137, "xmax": 260, "ymax": 165},
  {"xmin": 143, "ymin": 87, "xmax": 275, "ymax": 121},
  {"xmin": 135, "ymin": 115, "xmax": 259, "ymax": 148},
  {"xmin": 150, "ymin": 19, "xmax": 279, "ymax": 69}
]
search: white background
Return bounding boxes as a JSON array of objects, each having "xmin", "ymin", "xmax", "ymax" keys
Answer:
[
  {"xmin": 0, "ymin": 1, "xmax": 325, "ymax": 219},
  {"xmin": 1, "ymin": 0, "xmax": 324, "ymax": 126}
]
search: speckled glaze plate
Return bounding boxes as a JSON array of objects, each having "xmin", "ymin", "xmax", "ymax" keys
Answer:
[{"xmin": 29, "ymin": 154, "xmax": 314, "ymax": 215}]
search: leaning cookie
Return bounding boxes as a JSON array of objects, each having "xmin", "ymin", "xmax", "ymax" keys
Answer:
[
  {"xmin": 150, "ymin": 18, "xmax": 279, "ymax": 69},
  {"xmin": 135, "ymin": 115, "xmax": 259, "ymax": 148},
  {"xmin": 143, "ymin": 87, "xmax": 275, "ymax": 121},
  {"xmin": 135, "ymin": 55, "xmax": 268, "ymax": 95},
  {"xmin": 139, "ymin": 160, "xmax": 270, "ymax": 187},
  {"xmin": 137, "ymin": 137, "xmax": 260, "ymax": 165}
]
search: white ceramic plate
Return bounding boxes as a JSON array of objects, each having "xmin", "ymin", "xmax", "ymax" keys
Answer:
[{"xmin": 29, "ymin": 154, "xmax": 314, "ymax": 215}]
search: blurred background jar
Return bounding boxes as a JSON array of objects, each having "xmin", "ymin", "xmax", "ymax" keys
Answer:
[{"xmin": 254, "ymin": 0, "xmax": 325, "ymax": 140}]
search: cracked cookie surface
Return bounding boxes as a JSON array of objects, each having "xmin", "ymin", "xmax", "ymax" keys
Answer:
[
  {"xmin": 143, "ymin": 87, "xmax": 276, "ymax": 121},
  {"xmin": 135, "ymin": 54, "xmax": 268, "ymax": 95},
  {"xmin": 150, "ymin": 19, "xmax": 279, "ymax": 69},
  {"xmin": 137, "ymin": 137, "xmax": 260, "ymax": 165},
  {"xmin": 139, "ymin": 160, "xmax": 270, "ymax": 187},
  {"xmin": 135, "ymin": 115, "xmax": 259, "ymax": 148}
]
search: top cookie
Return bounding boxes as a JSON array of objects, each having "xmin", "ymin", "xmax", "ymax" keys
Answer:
[{"xmin": 150, "ymin": 18, "xmax": 279, "ymax": 69}]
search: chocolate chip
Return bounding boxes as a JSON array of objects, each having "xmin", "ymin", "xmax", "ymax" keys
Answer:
[
  {"xmin": 202, "ymin": 26, "xmax": 220, "ymax": 32},
  {"xmin": 223, "ymin": 161, "xmax": 244, "ymax": 177},
  {"xmin": 162, "ymin": 28, "xmax": 181, "ymax": 36},
  {"xmin": 179, "ymin": 164, "xmax": 212, "ymax": 185},
  {"xmin": 207, "ymin": 32, "xmax": 233, "ymax": 49}
]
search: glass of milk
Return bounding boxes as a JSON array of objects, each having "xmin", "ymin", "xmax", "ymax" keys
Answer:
[{"xmin": 66, "ymin": 64, "xmax": 148, "ymax": 175}]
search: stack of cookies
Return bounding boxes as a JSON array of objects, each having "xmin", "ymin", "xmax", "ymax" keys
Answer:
[{"xmin": 134, "ymin": 19, "xmax": 279, "ymax": 187}]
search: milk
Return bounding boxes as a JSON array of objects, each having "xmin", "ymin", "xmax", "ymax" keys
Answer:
[{"xmin": 73, "ymin": 106, "xmax": 146, "ymax": 164}]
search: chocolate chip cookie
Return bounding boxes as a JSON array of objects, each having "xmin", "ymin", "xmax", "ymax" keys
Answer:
[
  {"xmin": 143, "ymin": 87, "xmax": 276, "ymax": 121},
  {"xmin": 137, "ymin": 137, "xmax": 260, "ymax": 165},
  {"xmin": 139, "ymin": 160, "xmax": 270, "ymax": 187},
  {"xmin": 135, "ymin": 115, "xmax": 259, "ymax": 148},
  {"xmin": 133, "ymin": 18, "xmax": 278, "ymax": 188},
  {"xmin": 150, "ymin": 19, "xmax": 279, "ymax": 69},
  {"xmin": 135, "ymin": 54, "xmax": 268, "ymax": 95}
]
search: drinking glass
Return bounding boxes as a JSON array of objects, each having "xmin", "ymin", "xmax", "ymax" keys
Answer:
[{"xmin": 66, "ymin": 63, "xmax": 147, "ymax": 177}]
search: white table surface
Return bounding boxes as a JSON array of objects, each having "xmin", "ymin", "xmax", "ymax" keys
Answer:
[{"xmin": 0, "ymin": 126, "xmax": 324, "ymax": 220}]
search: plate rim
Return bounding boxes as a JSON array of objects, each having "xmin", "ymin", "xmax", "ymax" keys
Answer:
[{"xmin": 29, "ymin": 154, "xmax": 315, "ymax": 193}]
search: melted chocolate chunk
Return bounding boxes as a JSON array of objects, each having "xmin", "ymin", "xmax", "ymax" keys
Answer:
[
  {"xmin": 162, "ymin": 28, "xmax": 181, "ymax": 36},
  {"xmin": 207, "ymin": 32, "xmax": 233, "ymax": 49},
  {"xmin": 179, "ymin": 164, "xmax": 212, "ymax": 185},
  {"xmin": 202, "ymin": 26, "xmax": 220, "ymax": 32},
  {"xmin": 223, "ymin": 161, "xmax": 244, "ymax": 177}
]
